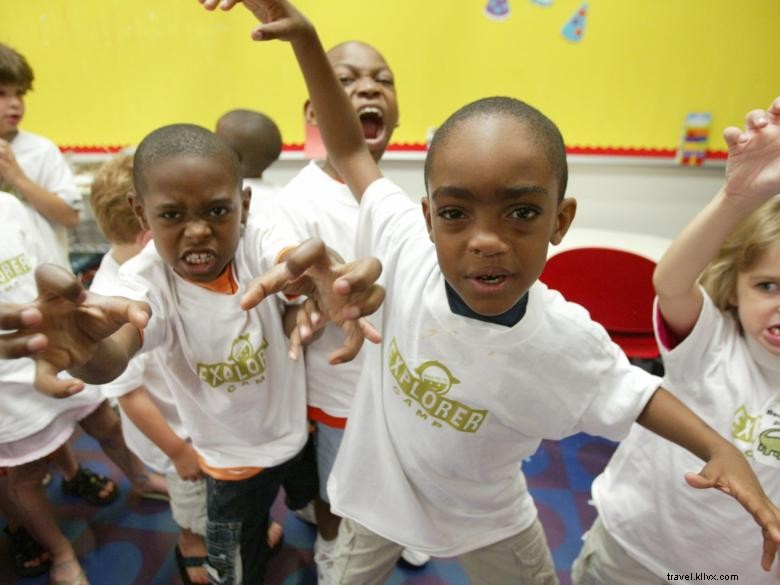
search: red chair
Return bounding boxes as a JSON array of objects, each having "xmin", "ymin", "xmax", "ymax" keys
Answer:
[{"xmin": 540, "ymin": 247, "xmax": 660, "ymax": 359}]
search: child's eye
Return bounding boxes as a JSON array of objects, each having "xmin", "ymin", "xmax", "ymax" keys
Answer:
[
  {"xmin": 160, "ymin": 211, "xmax": 181, "ymax": 220},
  {"xmin": 208, "ymin": 207, "xmax": 229, "ymax": 218},
  {"xmin": 338, "ymin": 76, "xmax": 355, "ymax": 86},
  {"xmin": 509, "ymin": 207, "xmax": 540, "ymax": 220},
  {"xmin": 757, "ymin": 282, "xmax": 778, "ymax": 292},
  {"xmin": 438, "ymin": 208, "xmax": 466, "ymax": 221},
  {"xmin": 377, "ymin": 77, "xmax": 395, "ymax": 87}
]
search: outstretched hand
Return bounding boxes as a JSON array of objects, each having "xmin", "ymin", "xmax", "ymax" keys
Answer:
[
  {"xmin": 723, "ymin": 96, "xmax": 780, "ymax": 203},
  {"xmin": 242, "ymin": 239, "xmax": 383, "ymax": 364},
  {"xmin": 20, "ymin": 264, "xmax": 150, "ymax": 398},
  {"xmin": 198, "ymin": 0, "xmax": 311, "ymax": 42},
  {"xmin": 0, "ymin": 304, "xmax": 47, "ymax": 358},
  {"xmin": 686, "ymin": 448, "xmax": 780, "ymax": 571}
]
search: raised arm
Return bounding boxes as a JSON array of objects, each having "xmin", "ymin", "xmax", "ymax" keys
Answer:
[
  {"xmin": 638, "ymin": 386, "xmax": 780, "ymax": 571},
  {"xmin": 199, "ymin": 0, "xmax": 382, "ymax": 199},
  {"xmin": 653, "ymin": 97, "xmax": 780, "ymax": 337}
]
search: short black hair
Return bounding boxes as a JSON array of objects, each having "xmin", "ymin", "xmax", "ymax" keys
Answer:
[
  {"xmin": 133, "ymin": 123, "xmax": 241, "ymax": 198},
  {"xmin": 215, "ymin": 109, "xmax": 282, "ymax": 177},
  {"xmin": 424, "ymin": 97, "xmax": 568, "ymax": 200}
]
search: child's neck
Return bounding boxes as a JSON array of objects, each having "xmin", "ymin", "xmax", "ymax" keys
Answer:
[
  {"xmin": 746, "ymin": 335, "xmax": 780, "ymax": 377},
  {"xmin": 444, "ymin": 281, "xmax": 528, "ymax": 327},
  {"xmin": 110, "ymin": 243, "xmax": 144, "ymax": 266}
]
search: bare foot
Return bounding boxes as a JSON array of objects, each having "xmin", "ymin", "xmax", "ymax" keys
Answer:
[
  {"xmin": 132, "ymin": 472, "xmax": 169, "ymax": 500},
  {"xmin": 267, "ymin": 520, "xmax": 284, "ymax": 550},
  {"xmin": 50, "ymin": 556, "xmax": 89, "ymax": 585},
  {"xmin": 178, "ymin": 529, "xmax": 208, "ymax": 585}
]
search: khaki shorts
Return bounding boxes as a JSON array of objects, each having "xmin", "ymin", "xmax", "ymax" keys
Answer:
[
  {"xmin": 333, "ymin": 517, "xmax": 558, "ymax": 585},
  {"xmin": 166, "ymin": 472, "xmax": 207, "ymax": 536},
  {"xmin": 571, "ymin": 516, "xmax": 667, "ymax": 585}
]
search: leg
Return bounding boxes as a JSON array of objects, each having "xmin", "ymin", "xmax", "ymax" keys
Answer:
[
  {"xmin": 332, "ymin": 518, "xmax": 403, "ymax": 585},
  {"xmin": 0, "ymin": 474, "xmax": 51, "ymax": 577},
  {"xmin": 167, "ymin": 472, "xmax": 208, "ymax": 585},
  {"xmin": 6, "ymin": 459, "xmax": 88, "ymax": 584},
  {"xmin": 571, "ymin": 516, "xmax": 666, "ymax": 585},
  {"xmin": 78, "ymin": 401, "xmax": 167, "ymax": 497},
  {"xmin": 206, "ymin": 467, "xmax": 284, "ymax": 585},
  {"xmin": 458, "ymin": 518, "xmax": 558, "ymax": 585}
]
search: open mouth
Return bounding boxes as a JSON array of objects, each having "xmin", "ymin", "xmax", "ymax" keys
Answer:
[
  {"xmin": 358, "ymin": 106, "xmax": 385, "ymax": 143},
  {"xmin": 182, "ymin": 251, "xmax": 218, "ymax": 276}
]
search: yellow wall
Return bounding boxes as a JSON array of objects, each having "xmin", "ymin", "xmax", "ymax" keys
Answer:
[{"xmin": 2, "ymin": 0, "xmax": 777, "ymax": 151}]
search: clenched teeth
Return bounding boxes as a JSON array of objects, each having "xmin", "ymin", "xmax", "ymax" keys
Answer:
[{"xmin": 185, "ymin": 252, "xmax": 213, "ymax": 264}]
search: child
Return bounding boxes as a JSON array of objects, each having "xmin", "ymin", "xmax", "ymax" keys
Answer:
[
  {"xmin": 19, "ymin": 122, "xmax": 383, "ymax": 584},
  {"xmin": 215, "ymin": 108, "xmax": 283, "ymax": 218},
  {"xmin": 270, "ymin": 39, "xmax": 428, "ymax": 580},
  {"xmin": 87, "ymin": 153, "xmax": 209, "ymax": 584},
  {"xmin": 572, "ymin": 99, "xmax": 780, "ymax": 584},
  {"xmin": 0, "ymin": 191, "xmax": 165, "ymax": 585},
  {"xmin": 0, "ymin": 43, "xmax": 80, "ymax": 268},
  {"xmin": 199, "ymin": 1, "xmax": 780, "ymax": 583}
]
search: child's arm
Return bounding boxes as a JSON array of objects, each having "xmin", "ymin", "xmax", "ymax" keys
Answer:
[
  {"xmin": 242, "ymin": 239, "xmax": 383, "ymax": 364},
  {"xmin": 638, "ymin": 386, "xmax": 780, "ymax": 570},
  {"xmin": 0, "ymin": 304, "xmax": 47, "ymax": 358},
  {"xmin": 0, "ymin": 139, "xmax": 79, "ymax": 228},
  {"xmin": 19, "ymin": 264, "xmax": 150, "ymax": 397},
  {"xmin": 653, "ymin": 98, "xmax": 780, "ymax": 338},
  {"xmin": 118, "ymin": 388, "xmax": 204, "ymax": 481},
  {"xmin": 200, "ymin": 0, "xmax": 382, "ymax": 200}
]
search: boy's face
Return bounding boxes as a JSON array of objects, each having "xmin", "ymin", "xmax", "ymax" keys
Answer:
[
  {"xmin": 308, "ymin": 42, "xmax": 399, "ymax": 159},
  {"xmin": 422, "ymin": 115, "xmax": 576, "ymax": 316},
  {"xmin": 0, "ymin": 84, "xmax": 25, "ymax": 140},
  {"xmin": 129, "ymin": 154, "xmax": 250, "ymax": 282}
]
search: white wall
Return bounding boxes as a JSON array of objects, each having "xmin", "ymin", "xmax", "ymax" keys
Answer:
[{"xmin": 264, "ymin": 153, "xmax": 724, "ymax": 241}]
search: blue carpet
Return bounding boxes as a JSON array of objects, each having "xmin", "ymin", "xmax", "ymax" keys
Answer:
[{"xmin": 0, "ymin": 431, "xmax": 616, "ymax": 585}]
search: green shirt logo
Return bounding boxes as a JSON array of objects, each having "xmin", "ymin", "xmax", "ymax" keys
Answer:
[
  {"xmin": 197, "ymin": 334, "xmax": 269, "ymax": 392},
  {"xmin": 0, "ymin": 253, "xmax": 32, "ymax": 286},
  {"xmin": 388, "ymin": 338, "xmax": 488, "ymax": 433}
]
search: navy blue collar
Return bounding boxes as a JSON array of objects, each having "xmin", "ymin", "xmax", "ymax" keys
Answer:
[{"xmin": 444, "ymin": 281, "xmax": 528, "ymax": 327}]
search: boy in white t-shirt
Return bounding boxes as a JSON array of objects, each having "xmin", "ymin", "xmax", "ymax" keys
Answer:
[
  {"xmin": 272, "ymin": 39, "xmax": 430, "ymax": 580},
  {"xmin": 0, "ymin": 43, "xmax": 80, "ymax": 267},
  {"xmin": 19, "ymin": 123, "xmax": 384, "ymax": 584},
  {"xmin": 200, "ymin": 1, "xmax": 780, "ymax": 583},
  {"xmin": 216, "ymin": 108, "xmax": 283, "ymax": 218}
]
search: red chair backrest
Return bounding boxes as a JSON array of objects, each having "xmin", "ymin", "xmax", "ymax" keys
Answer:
[{"xmin": 540, "ymin": 247, "xmax": 658, "ymax": 356}]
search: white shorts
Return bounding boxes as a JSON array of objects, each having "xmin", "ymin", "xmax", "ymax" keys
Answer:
[{"xmin": 166, "ymin": 471, "xmax": 207, "ymax": 536}]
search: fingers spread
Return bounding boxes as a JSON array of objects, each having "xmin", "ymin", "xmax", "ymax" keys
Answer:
[
  {"xmin": 34, "ymin": 360, "xmax": 85, "ymax": 398},
  {"xmin": 723, "ymin": 126, "xmax": 746, "ymax": 148},
  {"xmin": 329, "ymin": 321, "xmax": 365, "ymax": 365},
  {"xmin": 35, "ymin": 264, "xmax": 86, "ymax": 303},
  {"xmin": 0, "ymin": 333, "xmax": 48, "ymax": 359},
  {"xmin": 284, "ymin": 239, "xmax": 329, "ymax": 280},
  {"xmin": 745, "ymin": 109, "xmax": 769, "ymax": 131},
  {"xmin": 0, "ymin": 306, "xmax": 42, "ymax": 331},
  {"xmin": 241, "ymin": 263, "xmax": 293, "ymax": 310}
]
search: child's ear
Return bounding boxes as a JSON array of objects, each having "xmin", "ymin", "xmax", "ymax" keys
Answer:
[
  {"xmin": 304, "ymin": 100, "xmax": 317, "ymax": 126},
  {"xmin": 240, "ymin": 186, "xmax": 251, "ymax": 224},
  {"xmin": 549, "ymin": 197, "xmax": 577, "ymax": 245},
  {"xmin": 421, "ymin": 196, "xmax": 434, "ymax": 243},
  {"xmin": 128, "ymin": 193, "xmax": 151, "ymax": 231}
]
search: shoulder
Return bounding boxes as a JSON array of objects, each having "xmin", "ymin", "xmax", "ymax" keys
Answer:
[{"xmin": 11, "ymin": 130, "xmax": 58, "ymax": 155}]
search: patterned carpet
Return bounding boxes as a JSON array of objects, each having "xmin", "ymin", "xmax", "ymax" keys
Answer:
[{"xmin": 0, "ymin": 431, "xmax": 616, "ymax": 585}]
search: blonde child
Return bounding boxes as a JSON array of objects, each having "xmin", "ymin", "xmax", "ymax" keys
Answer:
[
  {"xmin": 572, "ymin": 99, "xmax": 780, "ymax": 584},
  {"xmin": 0, "ymin": 43, "xmax": 80, "ymax": 267},
  {"xmin": 215, "ymin": 108, "xmax": 284, "ymax": 218},
  {"xmin": 200, "ymin": 1, "xmax": 780, "ymax": 583},
  {"xmin": 17, "ymin": 122, "xmax": 383, "ymax": 584}
]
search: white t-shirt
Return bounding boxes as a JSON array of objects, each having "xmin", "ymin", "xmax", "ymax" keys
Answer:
[
  {"xmin": 91, "ymin": 252, "xmax": 184, "ymax": 475},
  {"xmin": 274, "ymin": 162, "xmax": 363, "ymax": 418},
  {"xmin": 245, "ymin": 177, "xmax": 282, "ymax": 220},
  {"xmin": 0, "ymin": 193, "xmax": 101, "ymax": 447},
  {"xmin": 592, "ymin": 291, "xmax": 780, "ymax": 583},
  {"xmin": 9, "ymin": 130, "xmax": 81, "ymax": 267},
  {"xmin": 327, "ymin": 178, "xmax": 660, "ymax": 557},
  {"xmin": 110, "ymin": 217, "xmax": 307, "ymax": 469}
]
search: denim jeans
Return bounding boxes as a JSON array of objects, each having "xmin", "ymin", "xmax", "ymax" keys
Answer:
[{"xmin": 205, "ymin": 439, "xmax": 318, "ymax": 585}]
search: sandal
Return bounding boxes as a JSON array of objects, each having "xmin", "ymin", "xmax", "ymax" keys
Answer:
[
  {"xmin": 175, "ymin": 545, "xmax": 207, "ymax": 585},
  {"xmin": 3, "ymin": 524, "xmax": 52, "ymax": 578},
  {"xmin": 61, "ymin": 466, "xmax": 119, "ymax": 506}
]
